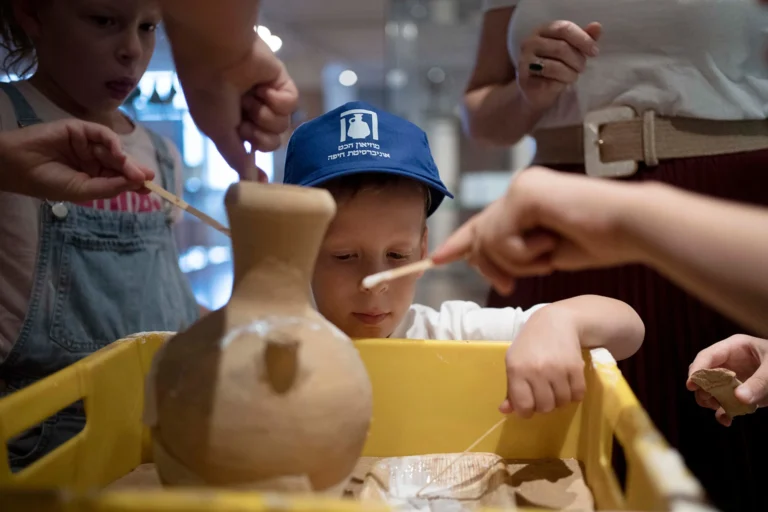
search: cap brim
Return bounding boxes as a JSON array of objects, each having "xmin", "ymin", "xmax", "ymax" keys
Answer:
[{"xmin": 299, "ymin": 164, "xmax": 453, "ymax": 216}]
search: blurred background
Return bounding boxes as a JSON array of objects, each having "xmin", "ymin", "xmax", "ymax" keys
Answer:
[{"xmin": 125, "ymin": 0, "xmax": 536, "ymax": 310}]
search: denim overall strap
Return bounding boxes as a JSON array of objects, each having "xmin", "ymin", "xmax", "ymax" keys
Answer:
[
  {"xmin": 0, "ymin": 82, "xmax": 43, "ymax": 126},
  {"xmin": 0, "ymin": 84, "xmax": 200, "ymax": 470},
  {"xmin": 144, "ymin": 128, "xmax": 177, "ymax": 218}
]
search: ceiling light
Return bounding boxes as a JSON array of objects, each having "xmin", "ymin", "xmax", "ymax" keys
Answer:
[
  {"xmin": 427, "ymin": 67, "xmax": 446, "ymax": 84},
  {"xmin": 339, "ymin": 70, "xmax": 358, "ymax": 87},
  {"xmin": 402, "ymin": 22, "xmax": 418, "ymax": 41},
  {"xmin": 386, "ymin": 69, "xmax": 408, "ymax": 89},
  {"xmin": 411, "ymin": 3, "xmax": 428, "ymax": 18},
  {"xmin": 254, "ymin": 25, "xmax": 283, "ymax": 53},
  {"xmin": 385, "ymin": 21, "xmax": 399, "ymax": 38},
  {"xmin": 267, "ymin": 35, "xmax": 282, "ymax": 52},
  {"xmin": 255, "ymin": 25, "xmax": 271, "ymax": 38}
]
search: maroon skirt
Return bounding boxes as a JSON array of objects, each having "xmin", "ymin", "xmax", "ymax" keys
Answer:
[{"xmin": 487, "ymin": 149, "xmax": 768, "ymax": 511}]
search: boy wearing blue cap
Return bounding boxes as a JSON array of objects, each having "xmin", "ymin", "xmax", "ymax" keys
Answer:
[{"xmin": 284, "ymin": 101, "xmax": 645, "ymax": 417}]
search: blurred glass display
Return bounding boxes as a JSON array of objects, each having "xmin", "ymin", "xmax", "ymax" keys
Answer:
[{"xmin": 124, "ymin": 70, "xmax": 279, "ymax": 311}]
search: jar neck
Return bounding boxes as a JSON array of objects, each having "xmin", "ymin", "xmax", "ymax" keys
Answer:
[{"xmin": 231, "ymin": 260, "xmax": 314, "ymax": 315}]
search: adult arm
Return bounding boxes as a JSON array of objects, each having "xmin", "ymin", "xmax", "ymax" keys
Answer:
[
  {"xmin": 160, "ymin": 0, "xmax": 298, "ymax": 178},
  {"xmin": 463, "ymin": 7, "xmax": 543, "ymax": 145},
  {"xmin": 462, "ymin": 7, "xmax": 600, "ymax": 146},
  {"xmin": 433, "ymin": 167, "xmax": 768, "ymax": 337},
  {"xmin": 160, "ymin": 0, "xmax": 260, "ymax": 76},
  {"xmin": 623, "ymin": 181, "xmax": 768, "ymax": 337}
]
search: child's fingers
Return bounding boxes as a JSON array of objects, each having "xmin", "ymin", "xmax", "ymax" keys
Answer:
[
  {"xmin": 569, "ymin": 369, "xmax": 586, "ymax": 402},
  {"xmin": 509, "ymin": 378, "xmax": 535, "ymax": 419},
  {"xmin": 735, "ymin": 362, "xmax": 768, "ymax": 406},
  {"xmin": 694, "ymin": 389, "xmax": 720, "ymax": 411},
  {"xmin": 550, "ymin": 373, "xmax": 573, "ymax": 408},
  {"xmin": 714, "ymin": 407, "xmax": 732, "ymax": 427},
  {"xmin": 498, "ymin": 398, "xmax": 513, "ymax": 414},
  {"xmin": 530, "ymin": 378, "xmax": 556, "ymax": 414},
  {"xmin": 688, "ymin": 343, "xmax": 731, "ymax": 378}
]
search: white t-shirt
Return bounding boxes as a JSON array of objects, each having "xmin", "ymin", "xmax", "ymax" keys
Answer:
[
  {"xmin": 0, "ymin": 81, "xmax": 184, "ymax": 361},
  {"xmin": 392, "ymin": 300, "xmax": 548, "ymax": 341},
  {"xmin": 483, "ymin": 0, "xmax": 768, "ymax": 129}
]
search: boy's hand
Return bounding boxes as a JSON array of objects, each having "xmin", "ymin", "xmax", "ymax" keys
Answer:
[
  {"xmin": 0, "ymin": 119, "xmax": 154, "ymax": 201},
  {"xmin": 687, "ymin": 334, "xmax": 768, "ymax": 427},
  {"xmin": 500, "ymin": 305, "xmax": 586, "ymax": 418}
]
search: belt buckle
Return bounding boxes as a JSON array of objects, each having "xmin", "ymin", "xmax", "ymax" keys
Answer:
[{"xmin": 583, "ymin": 106, "xmax": 638, "ymax": 178}]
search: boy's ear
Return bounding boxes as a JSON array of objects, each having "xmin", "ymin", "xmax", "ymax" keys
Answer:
[
  {"xmin": 13, "ymin": 0, "xmax": 42, "ymax": 39},
  {"xmin": 413, "ymin": 227, "xmax": 429, "ymax": 279}
]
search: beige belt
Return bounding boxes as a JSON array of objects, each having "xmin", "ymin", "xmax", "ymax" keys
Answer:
[{"xmin": 531, "ymin": 106, "xmax": 768, "ymax": 178}]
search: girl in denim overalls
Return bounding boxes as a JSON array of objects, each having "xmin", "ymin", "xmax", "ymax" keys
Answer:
[{"xmin": 0, "ymin": 0, "xmax": 199, "ymax": 469}]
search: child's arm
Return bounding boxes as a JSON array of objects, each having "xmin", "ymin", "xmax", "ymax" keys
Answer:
[
  {"xmin": 545, "ymin": 295, "xmax": 645, "ymax": 361},
  {"xmin": 502, "ymin": 295, "xmax": 644, "ymax": 418}
]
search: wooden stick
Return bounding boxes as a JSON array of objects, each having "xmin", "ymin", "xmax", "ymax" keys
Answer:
[
  {"xmin": 361, "ymin": 258, "xmax": 435, "ymax": 290},
  {"xmin": 415, "ymin": 416, "xmax": 507, "ymax": 498},
  {"xmin": 144, "ymin": 180, "xmax": 231, "ymax": 237}
]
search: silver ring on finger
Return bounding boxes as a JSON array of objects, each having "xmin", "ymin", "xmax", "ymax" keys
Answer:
[{"xmin": 528, "ymin": 58, "xmax": 545, "ymax": 76}]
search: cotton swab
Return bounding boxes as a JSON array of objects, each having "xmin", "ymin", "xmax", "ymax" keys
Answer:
[{"xmin": 361, "ymin": 258, "xmax": 436, "ymax": 290}]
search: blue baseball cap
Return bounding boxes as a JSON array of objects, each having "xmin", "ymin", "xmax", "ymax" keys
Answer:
[{"xmin": 283, "ymin": 101, "xmax": 453, "ymax": 216}]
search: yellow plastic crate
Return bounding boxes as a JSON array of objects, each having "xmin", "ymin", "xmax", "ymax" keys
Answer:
[{"xmin": 0, "ymin": 332, "xmax": 712, "ymax": 511}]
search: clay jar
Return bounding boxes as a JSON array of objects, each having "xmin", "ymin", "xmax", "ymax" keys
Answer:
[{"xmin": 144, "ymin": 182, "xmax": 373, "ymax": 492}]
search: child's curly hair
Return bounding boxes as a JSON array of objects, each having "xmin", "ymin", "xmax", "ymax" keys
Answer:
[{"xmin": 0, "ymin": 0, "xmax": 36, "ymax": 77}]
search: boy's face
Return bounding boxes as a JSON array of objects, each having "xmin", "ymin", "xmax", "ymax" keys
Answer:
[
  {"xmin": 313, "ymin": 183, "xmax": 428, "ymax": 339},
  {"xmin": 21, "ymin": 0, "xmax": 160, "ymax": 113}
]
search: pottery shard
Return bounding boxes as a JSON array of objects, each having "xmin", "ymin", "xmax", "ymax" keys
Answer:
[{"xmin": 690, "ymin": 368, "xmax": 757, "ymax": 418}]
